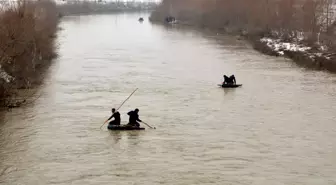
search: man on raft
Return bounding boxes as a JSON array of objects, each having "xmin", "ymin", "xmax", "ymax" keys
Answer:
[
  {"xmin": 223, "ymin": 74, "xmax": 236, "ymax": 85},
  {"xmin": 105, "ymin": 108, "xmax": 121, "ymax": 126},
  {"xmin": 127, "ymin": 108, "xmax": 142, "ymax": 128}
]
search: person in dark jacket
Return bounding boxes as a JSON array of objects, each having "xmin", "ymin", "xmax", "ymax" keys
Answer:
[
  {"xmin": 106, "ymin": 108, "xmax": 121, "ymax": 126},
  {"xmin": 223, "ymin": 74, "xmax": 236, "ymax": 85},
  {"xmin": 127, "ymin": 108, "xmax": 142, "ymax": 127}
]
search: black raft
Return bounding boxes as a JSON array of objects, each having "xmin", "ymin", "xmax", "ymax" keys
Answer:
[
  {"xmin": 218, "ymin": 84, "xmax": 242, "ymax": 88},
  {"xmin": 108, "ymin": 124, "xmax": 145, "ymax": 131}
]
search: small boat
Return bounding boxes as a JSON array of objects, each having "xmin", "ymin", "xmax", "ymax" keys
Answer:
[
  {"xmin": 218, "ymin": 84, "xmax": 242, "ymax": 88},
  {"xmin": 108, "ymin": 124, "xmax": 145, "ymax": 131},
  {"xmin": 138, "ymin": 17, "xmax": 144, "ymax": 22},
  {"xmin": 165, "ymin": 16, "xmax": 177, "ymax": 24}
]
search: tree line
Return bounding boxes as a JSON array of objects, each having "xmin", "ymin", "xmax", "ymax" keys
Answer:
[
  {"xmin": 57, "ymin": 0, "xmax": 159, "ymax": 16},
  {"xmin": 152, "ymin": 0, "xmax": 336, "ymax": 48}
]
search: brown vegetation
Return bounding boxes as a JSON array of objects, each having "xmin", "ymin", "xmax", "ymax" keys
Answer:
[
  {"xmin": 0, "ymin": 0, "xmax": 59, "ymax": 108},
  {"xmin": 152, "ymin": 0, "xmax": 336, "ymax": 40}
]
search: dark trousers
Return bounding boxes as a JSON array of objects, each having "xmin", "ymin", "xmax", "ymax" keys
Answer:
[
  {"xmin": 129, "ymin": 122, "xmax": 140, "ymax": 127},
  {"xmin": 109, "ymin": 120, "xmax": 120, "ymax": 126}
]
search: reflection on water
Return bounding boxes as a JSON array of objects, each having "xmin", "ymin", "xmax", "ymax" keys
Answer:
[{"xmin": 0, "ymin": 12, "xmax": 336, "ymax": 185}]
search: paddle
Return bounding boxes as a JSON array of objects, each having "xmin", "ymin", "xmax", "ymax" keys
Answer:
[
  {"xmin": 141, "ymin": 121, "xmax": 156, "ymax": 129},
  {"xmin": 100, "ymin": 88, "xmax": 138, "ymax": 129}
]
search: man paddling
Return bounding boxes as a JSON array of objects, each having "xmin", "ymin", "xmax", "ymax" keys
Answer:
[
  {"xmin": 106, "ymin": 108, "xmax": 121, "ymax": 126},
  {"xmin": 127, "ymin": 108, "xmax": 142, "ymax": 127},
  {"xmin": 223, "ymin": 74, "xmax": 236, "ymax": 85}
]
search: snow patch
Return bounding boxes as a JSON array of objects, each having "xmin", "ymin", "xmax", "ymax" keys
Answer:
[
  {"xmin": 260, "ymin": 37, "xmax": 311, "ymax": 56},
  {"xmin": 296, "ymin": 32, "xmax": 305, "ymax": 42},
  {"xmin": 0, "ymin": 65, "xmax": 14, "ymax": 83},
  {"xmin": 260, "ymin": 37, "xmax": 332, "ymax": 61},
  {"xmin": 320, "ymin": 45, "xmax": 328, "ymax": 51}
]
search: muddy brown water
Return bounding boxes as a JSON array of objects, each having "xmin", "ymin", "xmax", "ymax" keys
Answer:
[{"xmin": 0, "ymin": 12, "xmax": 336, "ymax": 185}]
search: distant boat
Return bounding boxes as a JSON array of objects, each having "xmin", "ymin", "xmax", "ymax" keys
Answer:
[
  {"xmin": 165, "ymin": 16, "xmax": 177, "ymax": 24},
  {"xmin": 165, "ymin": 2, "xmax": 177, "ymax": 24},
  {"xmin": 138, "ymin": 17, "xmax": 144, "ymax": 22}
]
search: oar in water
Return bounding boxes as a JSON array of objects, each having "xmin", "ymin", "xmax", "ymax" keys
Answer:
[
  {"xmin": 100, "ymin": 88, "xmax": 138, "ymax": 129},
  {"xmin": 141, "ymin": 121, "xmax": 156, "ymax": 129}
]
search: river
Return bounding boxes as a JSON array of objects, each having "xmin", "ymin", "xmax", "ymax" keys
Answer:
[{"xmin": 1, "ymin": 12, "xmax": 336, "ymax": 185}]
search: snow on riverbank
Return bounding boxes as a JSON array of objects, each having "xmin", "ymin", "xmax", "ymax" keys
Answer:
[
  {"xmin": 259, "ymin": 37, "xmax": 331, "ymax": 60},
  {"xmin": 260, "ymin": 37, "xmax": 311, "ymax": 56},
  {"xmin": 0, "ymin": 65, "xmax": 14, "ymax": 83}
]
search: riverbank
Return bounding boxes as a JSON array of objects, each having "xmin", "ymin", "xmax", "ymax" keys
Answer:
[
  {"xmin": 149, "ymin": 17, "xmax": 336, "ymax": 73},
  {"xmin": 252, "ymin": 36, "xmax": 336, "ymax": 72},
  {"xmin": 149, "ymin": 0, "xmax": 336, "ymax": 73},
  {"xmin": 0, "ymin": 0, "xmax": 59, "ymax": 109}
]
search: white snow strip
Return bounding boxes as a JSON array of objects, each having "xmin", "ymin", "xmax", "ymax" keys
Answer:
[
  {"xmin": 260, "ymin": 37, "xmax": 312, "ymax": 56},
  {"xmin": 0, "ymin": 65, "xmax": 14, "ymax": 83},
  {"xmin": 260, "ymin": 37, "xmax": 311, "ymax": 54},
  {"xmin": 260, "ymin": 37, "xmax": 333, "ymax": 60}
]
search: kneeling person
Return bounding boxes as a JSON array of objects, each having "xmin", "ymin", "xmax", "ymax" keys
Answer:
[
  {"xmin": 106, "ymin": 108, "xmax": 121, "ymax": 126},
  {"xmin": 127, "ymin": 108, "xmax": 142, "ymax": 127}
]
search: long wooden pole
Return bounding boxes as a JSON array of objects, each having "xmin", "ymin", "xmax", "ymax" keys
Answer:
[
  {"xmin": 115, "ymin": 88, "xmax": 138, "ymax": 111},
  {"xmin": 141, "ymin": 121, "xmax": 156, "ymax": 129},
  {"xmin": 100, "ymin": 88, "xmax": 138, "ymax": 129}
]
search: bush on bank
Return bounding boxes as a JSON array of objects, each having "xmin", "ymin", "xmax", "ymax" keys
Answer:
[{"xmin": 0, "ymin": 0, "xmax": 59, "ymax": 108}]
